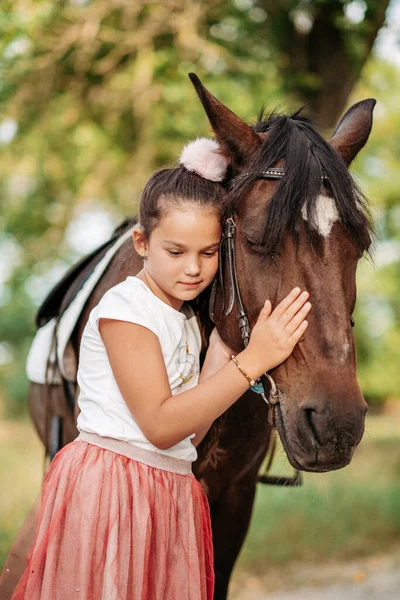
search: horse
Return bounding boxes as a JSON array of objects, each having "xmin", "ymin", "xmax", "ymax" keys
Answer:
[{"xmin": 27, "ymin": 74, "xmax": 375, "ymax": 599}]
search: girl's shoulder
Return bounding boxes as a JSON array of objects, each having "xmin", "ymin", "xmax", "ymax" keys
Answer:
[
  {"xmin": 102, "ymin": 276, "xmax": 150, "ymax": 302},
  {"xmin": 91, "ymin": 276, "xmax": 190, "ymax": 337},
  {"xmin": 98, "ymin": 277, "xmax": 151, "ymax": 310},
  {"xmin": 90, "ymin": 277, "xmax": 162, "ymax": 336},
  {"xmin": 114, "ymin": 277, "xmax": 189, "ymax": 323}
]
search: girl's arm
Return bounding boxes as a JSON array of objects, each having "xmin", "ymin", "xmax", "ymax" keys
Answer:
[
  {"xmin": 192, "ymin": 329, "xmax": 234, "ymax": 447},
  {"xmin": 99, "ymin": 288, "xmax": 311, "ymax": 450}
]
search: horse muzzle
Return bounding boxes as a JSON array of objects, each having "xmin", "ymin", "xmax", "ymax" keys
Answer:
[{"xmin": 273, "ymin": 390, "xmax": 367, "ymax": 472}]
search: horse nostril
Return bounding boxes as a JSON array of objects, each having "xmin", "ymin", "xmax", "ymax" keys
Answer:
[{"xmin": 305, "ymin": 408, "xmax": 322, "ymax": 446}]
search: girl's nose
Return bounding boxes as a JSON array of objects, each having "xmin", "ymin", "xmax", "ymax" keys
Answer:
[{"xmin": 184, "ymin": 258, "xmax": 201, "ymax": 276}]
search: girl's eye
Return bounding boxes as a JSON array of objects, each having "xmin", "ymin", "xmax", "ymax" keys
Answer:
[{"xmin": 167, "ymin": 249, "xmax": 218, "ymax": 257}]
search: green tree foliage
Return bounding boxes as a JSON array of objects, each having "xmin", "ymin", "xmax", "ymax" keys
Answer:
[
  {"xmin": 256, "ymin": 0, "xmax": 390, "ymax": 128},
  {"xmin": 351, "ymin": 58, "xmax": 400, "ymax": 404},
  {"xmin": 0, "ymin": 0, "xmax": 397, "ymax": 415}
]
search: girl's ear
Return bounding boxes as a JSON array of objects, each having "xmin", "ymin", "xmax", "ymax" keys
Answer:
[{"xmin": 132, "ymin": 228, "xmax": 148, "ymax": 259}]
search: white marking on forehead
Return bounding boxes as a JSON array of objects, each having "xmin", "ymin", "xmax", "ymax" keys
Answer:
[
  {"xmin": 340, "ymin": 340, "xmax": 350, "ymax": 364},
  {"xmin": 301, "ymin": 194, "xmax": 339, "ymax": 237}
]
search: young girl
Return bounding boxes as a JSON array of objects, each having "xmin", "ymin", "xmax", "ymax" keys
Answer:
[{"xmin": 1, "ymin": 139, "xmax": 311, "ymax": 599}]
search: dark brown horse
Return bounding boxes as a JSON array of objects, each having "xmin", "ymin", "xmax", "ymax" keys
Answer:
[{"xmin": 28, "ymin": 75, "xmax": 375, "ymax": 599}]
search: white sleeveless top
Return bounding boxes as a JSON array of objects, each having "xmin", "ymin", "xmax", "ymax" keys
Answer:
[{"xmin": 77, "ymin": 277, "xmax": 202, "ymax": 462}]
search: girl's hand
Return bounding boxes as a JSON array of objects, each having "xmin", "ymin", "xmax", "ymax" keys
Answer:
[{"xmin": 246, "ymin": 288, "xmax": 311, "ymax": 375}]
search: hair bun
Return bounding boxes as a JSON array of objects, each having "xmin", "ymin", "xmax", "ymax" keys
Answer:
[{"xmin": 179, "ymin": 138, "xmax": 228, "ymax": 182}]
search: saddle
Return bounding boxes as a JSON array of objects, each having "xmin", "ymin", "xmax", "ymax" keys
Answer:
[
  {"xmin": 28, "ymin": 219, "xmax": 136, "ymax": 457},
  {"xmin": 36, "ymin": 218, "xmax": 135, "ymax": 327}
]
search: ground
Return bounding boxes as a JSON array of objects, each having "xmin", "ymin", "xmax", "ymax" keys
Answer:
[
  {"xmin": 231, "ymin": 549, "xmax": 400, "ymax": 599},
  {"xmin": 1, "ymin": 415, "xmax": 400, "ymax": 599}
]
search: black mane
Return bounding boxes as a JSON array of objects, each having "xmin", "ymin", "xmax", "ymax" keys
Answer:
[{"xmin": 229, "ymin": 110, "xmax": 372, "ymax": 254}]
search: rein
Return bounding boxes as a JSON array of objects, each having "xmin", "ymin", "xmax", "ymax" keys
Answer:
[{"xmin": 209, "ymin": 167, "xmax": 302, "ymax": 487}]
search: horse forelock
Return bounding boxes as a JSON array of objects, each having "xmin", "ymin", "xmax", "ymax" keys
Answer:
[{"xmin": 228, "ymin": 111, "xmax": 373, "ymax": 255}]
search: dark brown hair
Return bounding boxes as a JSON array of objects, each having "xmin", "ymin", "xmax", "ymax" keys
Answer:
[{"xmin": 138, "ymin": 166, "xmax": 227, "ymax": 238}]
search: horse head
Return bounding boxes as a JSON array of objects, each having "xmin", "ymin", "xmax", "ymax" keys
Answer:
[{"xmin": 191, "ymin": 74, "xmax": 375, "ymax": 473}]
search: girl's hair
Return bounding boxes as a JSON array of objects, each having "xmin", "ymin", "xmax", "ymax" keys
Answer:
[{"xmin": 139, "ymin": 166, "xmax": 227, "ymax": 238}]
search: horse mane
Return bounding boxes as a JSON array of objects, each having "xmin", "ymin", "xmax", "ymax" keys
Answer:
[{"xmin": 229, "ymin": 109, "xmax": 373, "ymax": 255}]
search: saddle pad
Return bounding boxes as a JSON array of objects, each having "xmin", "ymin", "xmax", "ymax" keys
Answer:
[
  {"xmin": 36, "ymin": 218, "xmax": 136, "ymax": 327},
  {"xmin": 26, "ymin": 226, "xmax": 136, "ymax": 384}
]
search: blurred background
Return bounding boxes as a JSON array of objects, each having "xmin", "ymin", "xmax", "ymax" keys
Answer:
[{"xmin": 0, "ymin": 1, "xmax": 399, "ymax": 597}]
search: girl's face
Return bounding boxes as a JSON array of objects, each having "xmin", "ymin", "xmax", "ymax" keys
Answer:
[{"xmin": 134, "ymin": 205, "xmax": 221, "ymax": 311}]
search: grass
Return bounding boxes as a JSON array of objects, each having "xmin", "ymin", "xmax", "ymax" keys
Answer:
[
  {"xmin": 0, "ymin": 421, "xmax": 43, "ymax": 571},
  {"xmin": 235, "ymin": 414, "xmax": 400, "ymax": 574},
  {"xmin": 1, "ymin": 414, "xmax": 400, "ymax": 575}
]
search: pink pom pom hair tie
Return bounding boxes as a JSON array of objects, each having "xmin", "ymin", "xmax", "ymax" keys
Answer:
[{"xmin": 179, "ymin": 138, "xmax": 228, "ymax": 182}]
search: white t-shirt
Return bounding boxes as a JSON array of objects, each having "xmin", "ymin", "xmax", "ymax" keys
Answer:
[{"xmin": 77, "ymin": 277, "xmax": 202, "ymax": 462}]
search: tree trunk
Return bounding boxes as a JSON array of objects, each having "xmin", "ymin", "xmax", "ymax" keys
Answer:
[{"xmin": 259, "ymin": 0, "xmax": 390, "ymax": 131}]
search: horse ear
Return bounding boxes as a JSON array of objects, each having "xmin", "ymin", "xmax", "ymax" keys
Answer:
[
  {"xmin": 329, "ymin": 99, "xmax": 376, "ymax": 165},
  {"xmin": 189, "ymin": 73, "xmax": 260, "ymax": 168}
]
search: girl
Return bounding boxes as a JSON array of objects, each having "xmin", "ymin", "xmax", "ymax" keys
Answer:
[{"xmin": 1, "ymin": 139, "xmax": 311, "ymax": 599}]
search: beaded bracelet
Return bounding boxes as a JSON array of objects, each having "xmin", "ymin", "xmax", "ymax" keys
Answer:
[{"xmin": 231, "ymin": 355, "xmax": 257, "ymax": 387}]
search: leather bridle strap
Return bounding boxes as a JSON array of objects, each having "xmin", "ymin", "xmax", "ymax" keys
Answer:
[
  {"xmin": 209, "ymin": 211, "xmax": 302, "ymax": 486},
  {"xmin": 225, "ymin": 218, "xmax": 251, "ymax": 344},
  {"xmin": 224, "ymin": 215, "xmax": 280, "ymax": 405},
  {"xmin": 209, "ymin": 167, "xmax": 288, "ymax": 404},
  {"xmin": 208, "ymin": 165, "xmax": 310, "ymax": 486},
  {"xmin": 208, "ymin": 166, "xmax": 304, "ymax": 485},
  {"xmin": 258, "ymin": 430, "xmax": 303, "ymax": 486}
]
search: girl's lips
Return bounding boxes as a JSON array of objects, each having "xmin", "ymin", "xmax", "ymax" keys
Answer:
[{"xmin": 179, "ymin": 281, "xmax": 202, "ymax": 286}]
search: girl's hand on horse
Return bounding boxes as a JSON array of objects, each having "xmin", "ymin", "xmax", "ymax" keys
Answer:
[{"xmin": 244, "ymin": 288, "xmax": 311, "ymax": 375}]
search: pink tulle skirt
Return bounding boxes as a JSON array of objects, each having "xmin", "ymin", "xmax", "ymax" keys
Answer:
[{"xmin": 0, "ymin": 432, "xmax": 214, "ymax": 600}]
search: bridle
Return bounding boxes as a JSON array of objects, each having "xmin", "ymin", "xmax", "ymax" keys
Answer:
[
  {"xmin": 208, "ymin": 165, "xmax": 331, "ymax": 405},
  {"xmin": 208, "ymin": 165, "xmax": 355, "ymax": 487},
  {"xmin": 208, "ymin": 165, "xmax": 305, "ymax": 486},
  {"xmin": 209, "ymin": 167, "xmax": 288, "ymax": 406}
]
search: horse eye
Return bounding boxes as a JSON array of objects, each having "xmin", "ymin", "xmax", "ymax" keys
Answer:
[
  {"xmin": 244, "ymin": 232, "xmax": 268, "ymax": 252},
  {"xmin": 350, "ymin": 315, "xmax": 355, "ymax": 327},
  {"xmin": 244, "ymin": 233, "xmax": 261, "ymax": 246}
]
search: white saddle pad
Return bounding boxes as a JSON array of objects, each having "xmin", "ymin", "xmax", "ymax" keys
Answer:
[{"xmin": 26, "ymin": 226, "xmax": 135, "ymax": 384}]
